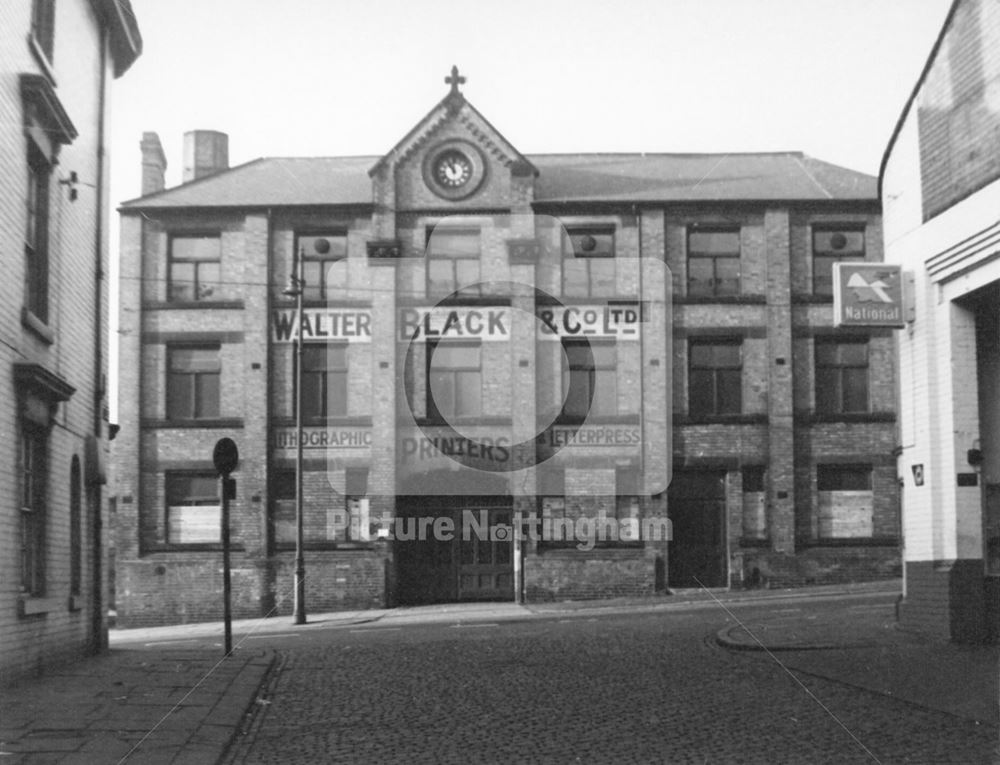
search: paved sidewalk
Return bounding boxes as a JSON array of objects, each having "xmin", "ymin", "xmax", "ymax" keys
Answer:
[
  {"xmin": 0, "ymin": 647, "xmax": 274, "ymax": 764},
  {"xmin": 715, "ymin": 598, "xmax": 1000, "ymax": 725}
]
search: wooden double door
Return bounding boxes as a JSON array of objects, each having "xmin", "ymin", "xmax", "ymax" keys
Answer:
[{"xmin": 394, "ymin": 498, "xmax": 514, "ymax": 605}]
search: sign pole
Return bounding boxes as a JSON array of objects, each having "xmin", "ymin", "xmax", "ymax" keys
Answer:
[
  {"xmin": 212, "ymin": 437, "xmax": 239, "ymax": 657},
  {"xmin": 221, "ymin": 475, "xmax": 232, "ymax": 655}
]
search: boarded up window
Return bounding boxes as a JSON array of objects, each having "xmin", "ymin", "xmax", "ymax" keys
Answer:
[{"xmin": 817, "ymin": 465, "xmax": 873, "ymax": 538}]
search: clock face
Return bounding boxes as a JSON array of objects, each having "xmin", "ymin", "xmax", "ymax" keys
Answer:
[{"xmin": 434, "ymin": 150, "xmax": 472, "ymax": 188}]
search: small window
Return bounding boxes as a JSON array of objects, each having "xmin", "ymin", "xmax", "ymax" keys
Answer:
[
  {"xmin": 688, "ymin": 339, "xmax": 742, "ymax": 416},
  {"xmin": 687, "ymin": 228, "xmax": 740, "ymax": 297},
  {"xmin": 297, "ymin": 233, "xmax": 347, "ymax": 301},
  {"xmin": 301, "ymin": 344, "xmax": 348, "ymax": 421},
  {"xmin": 813, "ymin": 228, "xmax": 865, "ymax": 297},
  {"xmin": 166, "ymin": 473, "xmax": 220, "ymax": 545},
  {"xmin": 25, "ymin": 142, "xmax": 51, "ymax": 323},
  {"xmin": 427, "ymin": 227, "xmax": 480, "ymax": 297},
  {"xmin": 816, "ymin": 464, "xmax": 873, "ymax": 539},
  {"xmin": 70, "ymin": 455, "xmax": 82, "ymax": 596},
  {"xmin": 561, "ymin": 341, "xmax": 617, "ymax": 420},
  {"xmin": 563, "ymin": 227, "xmax": 615, "ymax": 297},
  {"xmin": 166, "ymin": 346, "xmax": 221, "ymax": 420},
  {"xmin": 31, "ymin": 0, "xmax": 56, "ymax": 62},
  {"xmin": 168, "ymin": 235, "xmax": 221, "ymax": 302},
  {"xmin": 427, "ymin": 342, "xmax": 482, "ymax": 420},
  {"xmin": 20, "ymin": 428, "xmax": 47, "ymax": 595},
  {"xmin": 815, "ymin": 339, "xmax": 868, "ymax": 414}
]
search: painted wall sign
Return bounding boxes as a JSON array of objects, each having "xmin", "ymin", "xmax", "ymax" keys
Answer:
[
  {"xmin": 833, "ymin": 263, "xmax": 905, "ymax": 328},
  {"xmin": 537, "ymin": 304, "xmax": 641, "ymax": 339},
  {"xmin": 272, "ymin": 310, "xmax": 372, "ymax": 343},
  {"xmin": 272, "ymin": 428, "xmax": 372, "ymax": 449},
  {"xmin": 537, "ymin": 425, "xmax": 642, "ymax": 449},
  {"xmin": 399, "ymin": 306, "xmax": 509, "ymax": 342}
]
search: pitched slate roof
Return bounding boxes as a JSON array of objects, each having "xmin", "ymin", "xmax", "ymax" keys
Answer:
[{"xmin": 120, "ymin": 151, "xmax": 876, "ymax": 210}]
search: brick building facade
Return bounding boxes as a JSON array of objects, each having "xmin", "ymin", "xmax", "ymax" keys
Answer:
[
  {"xmin": 113, "ymin": 72, "xmax": 898, "ymax": 627},
  {"xmin": 882, "ymin": 0, "xmax": 1000, "ymax": 642},
  {"xmin": 0, "ymin": 0, "xmax": 140, "ymax": 681}
]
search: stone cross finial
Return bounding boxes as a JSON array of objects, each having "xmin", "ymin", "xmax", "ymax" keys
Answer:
[{"xmin": 445, "ymin": 65, "xmax": 466, "ymax": 95}]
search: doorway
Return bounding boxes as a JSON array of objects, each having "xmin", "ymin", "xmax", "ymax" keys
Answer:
[{"xmin": 667, "ymin": 470, "xmax": 727, "ymax": 588}]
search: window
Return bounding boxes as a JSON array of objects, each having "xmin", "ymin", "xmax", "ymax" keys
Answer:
[
  {"xmin": 168, "ymin": 235, "xmax": 220, "ymax": 302},
  {"xmin": 561, "ymin": 341, "xmax": 617, "ymax": 420},
  {"xmin": 688, "ymin": 340, "xmax": 742, "ymax": 416},
  {"xmin": 742, "ymin": 466, "xmax": 766, "ymax": 540},
  {"xmin": 301, "ymin": 344, "xmax": 348, "ymax": 421},
  {"xmin": 817, "ymin": 465, "xmax": 873, "ymax": 539},
  {"xmin": 166, "ymin": 346, "xmax": 221, "ymax": 420},
  {"xmin": 297, "ymin": 232, "xmax": 347, "ymax": 301},
  {"xmin": 25, "ymin": 142, "xmax": 51, "ymax": 323},
  {"xmin": 70, "ymin": 455, "xmax": 81, "ymax": 596},
  {"xmin": 31, "ymin": 0, "xmax": 56, "ymax": 61},
  {"xmin": 20, "ymin": 428, "xmax": 46, "ymax": 595},
  {"xmin": 813, "ymin": 228, "xmax": 864, "ymax": 297},
  {"xmin": 427, "ymin": 342, "xmax": 481, "ymax": 420},
  {"xmin": 563, "ymin": 228, "xmax": 615, "ymax": 297},
  {"xmin": 166, "ymin": 473, "xmax": 220, "ymax": 545},
  {"xmin": 427, "ymin": 227, "xmax": 480, "ymax": 297},
  {"xmin": 815, "ymin": 339, "xmax": 868, "ymax": 414},
  {"xmin": 272, "ymin": 467, "xmax": 369, "ymax": 547},
  {"xmin": 687, "ymin": 228, "xmax": 740, "ymax": 297}
]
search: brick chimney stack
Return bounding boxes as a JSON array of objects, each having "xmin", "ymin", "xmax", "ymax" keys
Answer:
[
  {"xmin": 140, "ymin": 132, "xmax": 166, "ymax": 195},
  {"xmin": 183, "ymin": 130, "xmax": 229, "ymax": 182}
]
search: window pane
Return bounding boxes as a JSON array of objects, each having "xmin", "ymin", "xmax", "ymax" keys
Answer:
[
  {"xmin": 590, "ymin": 344, "xmax": 616, "ymax": 367},
  {"xmin": 689, "ymin": 369, "xmax": 714, "ymax": 414},
  {"xmin": 328, "ymin": 345, "xmax": 348, "ymax": 369},
  {"xmin": 302, "ymin": 346, "xmax": 326, "ymax": 371},
  {"xmin": 197, "ymin": 262, "xmax": 220, "ymax": 300},
  {"xmin": 687, "ymin": 257, "xmax": 714, "ymax": 296},
  {"xmin": 172, "ymin": 236, "xmax": 220, "ymax": 261},
  {"xmin": 818, "ymin": 466, "xmax": 871, "ymax": 491},
  {"xmin": 428, "ymin": 229, "xmax": 479, "ymax": 257},
  {"xmin": 455, "ymin": 259, "xmax": 481, "ymax": 294},
  {"xmin": 562, "ymin": 260, "xmax": 589, "ymax": 296},
  {"xmin": 813, "ymin": 256, "xmax": 835, "ymax": 295},
  {"xmin": 301, "ymin": 371, "xmax": 324, "ymax": 419},
  {"xmin": 589, "ymin": 259, "xmax": 616, "ymax": 296},
  {"xmin": 429, "ymin": 370, "xmax": 455, "ymax": 417},
  {"xmin": 716, "ymin": 369, "xmax": 742, "ymax": 414},
  {"xmin": 565, "ymin": 342, "xmax": 594, "ymax": 369},
  {"xmin": 689, "ymin": 343, "xmax": 713, "ymax": 367},
  {"xmin": 563, "ymin": 376, "xmax": 591, "ymax": 418},
  {"xmin": 327, "ymin": 371, "xmax": 347, "ymax": 417},
  {"xmin": 592, "ymin": 369, "xmax": 617, "ymax": 415},
  {"xmin": 842, "ymin": 368, "xmax": 868, "ymax": 412},
  {"xmin": 166, "ymin": 373, "xmax": 193, "ymax": 418},
  {"xmin": 715, "ymin": 256, "xmax": 741, "ymax": 295},
  {"xmin": 196, "ymin": 374, "xmax": 220, "ymax": 418},
  {"xmin": 169, "ymin": 263, "xmax": 195, "ymax": 301},
  {"xmin": 428, "ymin": 260, "xmax": 455, "ymax": 294},
  {"xmin": 815, "ymin": 341, "xmax": 837, "ymax": 367},
  {"xmin": 299, "ymin": 234, "xmax": 347, "ymax": 259},
  {"xmin": 301, "ymin": 261, "xmax": 323, "ymax": 300},
  {"xmin": 431, "ymin": 344, "xmax": 479, "ymax": 368},
  {"xmin": 839, "ymin": 342, "xmax": 868, "ymax": 366},
  {"xmin": 567, "ymin": 230, "xmax": 614, "ymax": 257},
  {"xmin": 689, "ymin": 230, "xmax": 739, "ymax": 255},
  {"xmin": 813, "ymin": 230, "xmax": 864, "ymax": 255},
  {"xmin": 455, "ymin": 370, "xmax": 481, "ymax": 417},
  {"xmin": 171, "ymin": 348, "xmax": 219, "ymax": 372},
  {"xmin": 713, "ymin": 343, "xmax": 741, "ymax": 367},
  {"xmin": 324, "ymin": 259, "xmax": 347, "ymax": 295},
  {"xmin": 815, "ymin": 374, "xmax": 839, "ymax": 413}
]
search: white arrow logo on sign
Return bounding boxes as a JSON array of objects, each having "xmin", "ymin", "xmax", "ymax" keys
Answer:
[{"xmin": 846, "ymin": 271, "xmax": 893, "ymax": 303}]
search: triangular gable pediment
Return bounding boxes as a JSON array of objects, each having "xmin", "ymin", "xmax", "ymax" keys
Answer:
[{"xmin": 369, "ymin": 84, "xmax": 536, "ymax": 179}]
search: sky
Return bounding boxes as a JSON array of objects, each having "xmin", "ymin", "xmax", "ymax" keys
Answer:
[{"xmin": 106, "ymin": 0, "xmax": 954, "ymax": 416}]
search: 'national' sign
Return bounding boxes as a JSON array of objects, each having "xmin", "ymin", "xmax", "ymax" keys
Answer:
[{"xmin": 833, "ymin": 263, "xmax": 905, "ymax": 328}]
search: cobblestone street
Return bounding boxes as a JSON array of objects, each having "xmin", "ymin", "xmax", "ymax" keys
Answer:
[{"xmin": 224, "ymin": 600, "xmax": 997, "ymax": 764}]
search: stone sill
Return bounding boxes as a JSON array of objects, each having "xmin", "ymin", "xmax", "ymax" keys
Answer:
[{"xmin": 19, "ymin": 596, "xmax": 60, "ymax": 617}]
